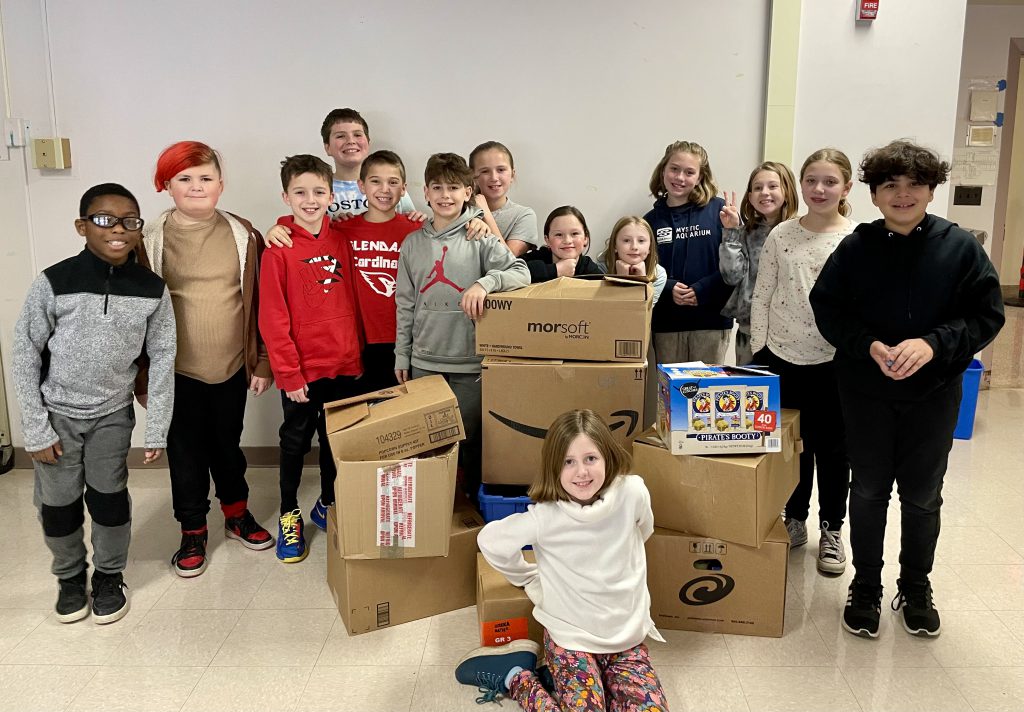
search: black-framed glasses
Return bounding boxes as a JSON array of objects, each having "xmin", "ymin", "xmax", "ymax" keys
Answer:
[{"xmin": 85, "ymin": 214, "xmax": 145, "ymax": 231}]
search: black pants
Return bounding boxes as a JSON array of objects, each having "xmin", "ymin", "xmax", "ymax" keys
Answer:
[
  {"xmin": 359, "ymin": 342, "xmax": 398, "ymax": 394},
  {"xmin": 755, "ymin": 348, "xmax": 850, "ymax": 529},
  {"xmin": 278, "ymin": 375, "xmax": 359, "ymax": 514},
  {"xmin": 167, "ymin": 368, "xmax": 249, "ymax": 531},
  {"xmin": 841, "ymin": 379, "xmax": 961, "ymax": 586}
]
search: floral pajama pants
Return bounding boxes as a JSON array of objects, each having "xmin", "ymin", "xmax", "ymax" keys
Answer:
[{"xmin": 508, "ymin": 631, "xmax": 669, "ymax": 711}]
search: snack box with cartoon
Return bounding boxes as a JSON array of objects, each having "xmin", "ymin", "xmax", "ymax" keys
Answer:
[{"xmin": 656, "ymin": 362, "xmax": 782, "ymax": 455}]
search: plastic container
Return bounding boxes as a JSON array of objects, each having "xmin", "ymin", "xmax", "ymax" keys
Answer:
[
  {"xmin": 953, "ymin": 359, "xmax": 984, "ymax": 440},
  {"xmin": 477, "ymin": 484, "xmax": 533, "ymax": 523}
]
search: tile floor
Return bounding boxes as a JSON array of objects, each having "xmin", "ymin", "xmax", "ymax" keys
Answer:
[{"xmin": 0, "ymin": 388, "xmax": 1021, "ymax": 711}]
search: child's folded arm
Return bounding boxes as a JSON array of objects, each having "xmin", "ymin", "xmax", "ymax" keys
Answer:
[
  {"xmin": 922, "ymin": 251, "xmax": 1005, "ymax": 367},
  {"xmin": 809, "ymin": 246, "xmax": 879, "ymax": 359},
  {"xmin": 476, "ymin": 239, "xmax": 530, "ymax": 293},
  {"xmin": 477, "ymin": 511, "xmax": 539, "ymax": 589},
  {"xmin": 143, "ymin": 288, "xmax": 178, "ymax": 449},
  {"xmin": 12, "ymin": 276, "xmax": 60, "ymax": 451}
]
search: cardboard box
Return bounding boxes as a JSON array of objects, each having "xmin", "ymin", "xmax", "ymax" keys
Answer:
[
  {"xmin": 476, "ymin": 276, "xmax": 652, "ymax": 362},
  {"xmin": 325, "ymin": 375, "xmax": 464, "ymax": 462},
  {"xmin": 333, "ymin": 443, "xmax": 459, "ymax": 560},
  {"xmin": 476, "ymin": 553, "xmax": 544, "ymax": 647},
  {"xmin": 646, "ymin": 517, "xmax": 790, "ymax": 637},
  {"xmin": 656, "ymin": 363, "xmax": 782, "ymax": 455},
  {"xmin": 481, "ymin": 357, "xmax": 647, "ymax": 485},
  {"xmin": 327, "ymin": 497, "xmax": 483, "ymax": 636},
  {"xmin": 632, "ymin": 410, "xmax": 800, "ymax": 547}
]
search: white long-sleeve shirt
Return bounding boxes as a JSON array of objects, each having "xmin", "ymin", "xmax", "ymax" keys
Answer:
[
  {"xmin": 477, "ymin": 474, "xmax": 663, "ymax": 654},
  {"xmin": 750, "ymin": 217, "xmax": 853, "ymax": 365}
]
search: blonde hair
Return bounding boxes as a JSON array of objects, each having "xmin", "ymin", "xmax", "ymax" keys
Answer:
[
  {"xmin": 648, "ymin": 140, "xmax": 719, "ymax": 207},
  {"xmin": 601, "ymin": 216, "xmax": 659, "ymax": 278},
  {"xmin": 740, "ymin": 162, "xmax": 799, "ymax": 232},
  {"xmin": 800, "ymin": 148, "xmax": 853, "ymax": 217},
  {"xmin": 529, "ymin": 410, "xmax": 631, "ymax": 503}
]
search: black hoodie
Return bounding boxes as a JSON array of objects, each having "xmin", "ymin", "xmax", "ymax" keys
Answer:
[
  {"xmin": 522, "ymin": 246, "xmax": 605, "ymax": 283},
  {"xmin": 809, "ymin": 214, "xmax": 1004, "ymax": 401}
]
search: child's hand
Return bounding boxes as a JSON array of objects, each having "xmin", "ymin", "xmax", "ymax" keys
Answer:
[
  {"xmin": 29, "ymin": 441, "xmax": 62, "ymax": 465},
  {"xmin": 406, "ymin": 210, "xmax": 428, "ymax": 223},
  {"xmin": 869, "ymin": 340, "xmax": 897, "ymax": 377},
  {"xmin": 265, "ymin": 224, "xmax": 293, "ymax": 249},
  {"xmin": 614, "ymin": 259, "xmax": 632, "ymax": 276},
  {"xmin": 465, "ymin": 217, "xmax": 489, "ymax": 241},
  {"xmin": 395, "ymin": 369, "xmax": 409, "ymax": 384},
  {"xmin": 334, "ymin": 212, "xmax": 355, "ymax": 222},
  {"xmin": 460, "ymin": 283, "xmax": 487, "ymax": 320},
  {"xmin": 720, "ymin": 191, "xmax": 741, "ymax": 229},
  {"xmin": 672, "ymin": 282, "xmax": 697, "ymax": 306},
  {"xmin": 555, "ymin": 258, "xmax": 578, "ymax": 277},
  {"xmin": 143, "ymin": 448, "xmax": 163, "ymax": 464},
  {"xmin": 286, "ymin": 385, "xmax": 309, "ymax": 403},
  {"xmin": 250, "ymin": 375, "xmax": 273, "ymax": 396},
  {"xmin": 887, "ymin": 338, "xmax": 934, "ymax": 380},
  {"xmin": 629, "ymin": 263, "xmax": 646, "ymax": 276}
]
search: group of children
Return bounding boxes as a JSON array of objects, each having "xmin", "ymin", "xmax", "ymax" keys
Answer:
[{"xmin": 11, "ymin": 102, "xmax": 1006, "ymax": 711}]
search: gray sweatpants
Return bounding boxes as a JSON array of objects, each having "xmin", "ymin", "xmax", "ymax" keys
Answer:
[
  {"xmin": 654, "ymin": 330, "xmax": 731, "ymax": 366},
  {"xmin": 33, "ymin": 406, "xmax": 134, "ymax": 579}
]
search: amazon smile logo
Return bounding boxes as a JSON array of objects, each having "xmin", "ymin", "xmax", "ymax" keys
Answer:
[{"xmin": 487, "ymin": 410, "xmax": 639, "ymax": 439}]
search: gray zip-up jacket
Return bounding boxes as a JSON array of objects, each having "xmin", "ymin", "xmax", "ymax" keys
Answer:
[
  {"xmin": 719, "ymin": 223, "xmax": 773, "ymax": 330},
  {"xmin": 394, "ymin": 207, "xmax": 529, "ymax": 373},
  {"xmin": 13, "ymin": 248, "xmax": 176, "ymax": 451}
]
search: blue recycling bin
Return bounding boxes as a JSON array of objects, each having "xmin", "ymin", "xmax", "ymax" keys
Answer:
[{"xmin": 953, "ymin": 359, "xmax": 984, "ymax": 440}]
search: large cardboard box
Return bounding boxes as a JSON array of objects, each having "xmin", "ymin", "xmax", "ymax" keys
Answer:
[
  {"xmin": 632, "ymin": 410, "xmax": 800, "ymax": 547},
  {"xmin": 333, "ymin": 443, "xmax": 459, "ymax": 560},
  {"xmin": 481, "ymin": 357, "xmax": 646, "ymax": 485},
  {"xmin": 646, "ymin": 517, "xmax": 790, "ymax": 637},
  {"xmin": 476, "ymin": 553, "xmax": 544, "ymax": 647},
  {"xmin": 327, "ymin": 498, "xmax": 483, "ymax": 636},
  {"xmin": 475, "ymin": 276, "xmax": 652, "ymax": 362},
  {"xmin": 325, "ymin": 375, "xmax": 464, "ymax": 462},
  {"xmin": 656, "ymin": 363, "xmax": 782, "ymax": 455}
]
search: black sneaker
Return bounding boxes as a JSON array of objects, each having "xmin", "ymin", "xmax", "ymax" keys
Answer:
[
  {"xmin": 172, "ymin": 528, "xmax": 209, "ymax": 578},
  {"xmin": 91, "ymin": 571, "xmax": 129, "ymax": 625},
  {"xmin": 55, "ymin": 570, "xmax": 89, "ymax": 623},
  {"xmin": 842, "ymin": 578, "xmax": 883, "ymax": 638},
  {"xmin": 892, "ymin": 578, "xmax": 941, "ymax": 637}
]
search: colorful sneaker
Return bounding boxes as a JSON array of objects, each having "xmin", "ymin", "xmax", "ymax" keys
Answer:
[
  {"xmin": 171, "ymin": 528, "xmax": 208, "ymax": 578},
  {"xmin": 455, "ymin": 640, "xmax": 540, "ymax": 704},
  {"xmin": 55, "ymin": 570, "xmax": 90, "ymax": 623},
  {"xmin": 892, "ymin": 578, "xmax": 941, "ymax": 637},
  {"xmin": 276, "ymin": 509, "xmax": 308, "ymax": 563},
  {"xmin": 309, "ymin": 497, "xmax": 329, "ymax": 532},
  {"xmin": 842, "ymin": 578, "xmax": 883, "ymax": 638},
  {"xmin": 817, "ymin": 523, "xmax": 847, "ymax": 574},
  {"xmin": 225, "ymin": 510, "xmax": 274, "ymax": 550},
  {"xmin": 785, "ymin": 517, "xmax": 808, "ymax": 548},
  {"xmin": 91, "ymin": 571, "xmax": 129, "ymax": 625}
]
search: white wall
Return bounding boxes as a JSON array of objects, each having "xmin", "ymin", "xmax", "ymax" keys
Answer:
[
  {"xmin": 792, "ymin": 0, "xmax": 967, "ymax": 225},
  {"xmin": 0, "ymin": 1, "xmax": 770, "ymax": 448},
  {"xmin": 947, "ymin": 4, "xmax": 1024, "ymax": 251}
]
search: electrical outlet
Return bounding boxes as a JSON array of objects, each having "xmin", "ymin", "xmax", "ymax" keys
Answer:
[{"xmin": 954, "ymin": 185, "xmax": 983, "ymax": 206}]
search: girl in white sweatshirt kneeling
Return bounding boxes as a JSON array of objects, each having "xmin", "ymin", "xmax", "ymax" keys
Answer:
[{"xmin": 455, "ymin": 409, "xmax": 669, "ymax": 710}]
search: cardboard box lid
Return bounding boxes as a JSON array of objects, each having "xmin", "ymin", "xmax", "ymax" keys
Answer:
[
  {"xmin": 323, "ymin": 374, "xmax": 456, "ymax": 435},
  {"xmin": 515, "ymin": 274, "xmax": 652, "ymax": 302},
  {"xmin": 652, "ymin": 516, "xmax": 789, "ymax": 545},
  {"xmin": 482, "ymin": 356, "xmax": 648, "ymax": 369}
]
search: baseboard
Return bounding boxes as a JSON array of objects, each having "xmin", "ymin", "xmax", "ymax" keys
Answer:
[{"xmin": 12, "ymin": 446, "xmax": 324, "ymax": 470}]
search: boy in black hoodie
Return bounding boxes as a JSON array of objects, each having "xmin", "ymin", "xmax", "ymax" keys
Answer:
[{"xmin": 810, "ymin": 140, "xmax": 1004, "ymax": 640}]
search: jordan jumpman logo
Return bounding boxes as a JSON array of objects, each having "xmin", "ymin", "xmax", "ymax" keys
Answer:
[{"xmin": 420, "ymin": 245, "xmax": 464, "ymax": 293}]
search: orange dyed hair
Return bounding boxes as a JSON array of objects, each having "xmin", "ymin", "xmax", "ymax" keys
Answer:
[{"xmin": 154, "ymin": 141, "xmax": 222, "ymax": 192}]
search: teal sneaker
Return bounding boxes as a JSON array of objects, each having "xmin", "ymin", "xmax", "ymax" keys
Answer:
[
  {"xmin": 309, "ymin": 497, "xmax": 329, "ymax": 532},
  {"xmin": 455, "ymin": 640, "xmax": 540, "ymax": 704},
  {"xmin": 276, "ymin": 509, "xmax": 308, "ymax": 563}
]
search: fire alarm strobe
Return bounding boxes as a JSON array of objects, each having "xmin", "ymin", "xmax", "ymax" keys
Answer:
[{"xmin": 858, "ymin": 1, "xmax": 879, "ymax": 21}]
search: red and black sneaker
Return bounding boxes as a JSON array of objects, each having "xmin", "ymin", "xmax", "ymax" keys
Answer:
[
  {"xmin": 225, "ymin": 510, "xmax": 274, "ymax": 551},
  {"xmin": 171, "ymin": 528, "xmax": 208, "ymax": 578}
]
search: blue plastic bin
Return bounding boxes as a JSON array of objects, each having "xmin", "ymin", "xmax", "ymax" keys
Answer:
[
  {"xmin": 953, "ymin": 359, "xmax": 984, "ymax": 440},
  {"xmin": 477, "ymin": 485, "xmax": 533, "ymax": 523}
]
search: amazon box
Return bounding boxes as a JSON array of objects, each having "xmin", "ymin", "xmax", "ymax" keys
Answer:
[
  {"xmin": 632, "ymin": 410, "xmax": 800, "ymax": 547},
  {"xmin": 333, "ymin": 443, "xmax": 459, "ymax": 559},
  {"xmin": 477, "ymin": 553, "xmax": 544, "ymax": 647},
  {"xmin": 646, "ymin": 517, "xmax": 789, "ymax": 637},
  {"xmin": 327, "ymin": 496, "xmax": 483, "ymax": 636},
  {"xmin": 325, "ymin": 374, "xmax": 464, "ymax": 462},
  {"xmin": 656, "ymin": 363, "xmax": 782, "ymax": 455},
  {"xmin": 481, "ymin": 357, "xmax": 646, "ymax": 485},
  {"xmin": 475, "ymin": 276, "xmax": 652, "ymax": 362}
]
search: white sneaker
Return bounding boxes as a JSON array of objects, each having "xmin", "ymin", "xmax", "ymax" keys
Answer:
[
  {"xmin": 817, "ymin": 522, "xmax": 846, "ymax": 574},
  {"xmin": 785, "ymin": 517, "xmax": 807, "ymax": 547}
]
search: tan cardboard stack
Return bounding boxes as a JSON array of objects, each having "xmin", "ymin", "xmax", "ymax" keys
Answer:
[
  {"xmin": 472, "ymin": 275, "xmax": 654, "ymax": 645},
  {"xmin": 321, "ymin": 375, "xmax": 484, "ymax": 635}
]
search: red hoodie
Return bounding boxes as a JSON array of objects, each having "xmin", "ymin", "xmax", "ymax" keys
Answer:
[{"xmin": 259, "ymin": 215, "xmax": 363, "ymax": 391}]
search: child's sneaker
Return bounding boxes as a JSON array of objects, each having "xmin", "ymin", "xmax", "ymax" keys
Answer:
[
  {"xmin": 842, "ymin": 578, "xmax": 883, "ymax": 638},
  {"xmin": 171, "ymin": 528, "xmax": 209, "ymax": 578},
  {"xmin": 55, "ymin": 570, "xmax": 90, "ymax": 623},
  {"xmin": 455, "ymin": 640, "xmax": 540, "ymax": 704},
  {"xmin": 225, "ymin": 510, "xmax": 274, "ymax": 550},
  {"xmin": 785, "ymin": 517, "xmax": 807, "ymax": 547},
  {"xmin": 892, "ymin": 578, "xmax": 941, "ymax": 637},
  {"xmin": 91, "ymin": 571, "xmax": 129, "ymax": 625},
  {"xmin": 309, "ymin": 497, "xmax": 329, "ymax": 532},
  {"xmin": 817, "ymin": 523, "xmax": 846, "ymax": 574},
  {"xmin": 276, "ymin": 509, "xmax": 308, "ymax": 563}
]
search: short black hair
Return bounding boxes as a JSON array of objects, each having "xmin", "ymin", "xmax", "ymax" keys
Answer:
[
  {"xmin": 79, "ymin": 183, "xmax": 140, "ymax": 218},
  {"xmin": 860, "ymin": 140, "xmax": 951, "ymax": 192}
]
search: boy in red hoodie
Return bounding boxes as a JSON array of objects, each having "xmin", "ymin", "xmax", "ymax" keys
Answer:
[{"xmin": 259, "ymin": 155, "xmax": 363, "ymax": 563}]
